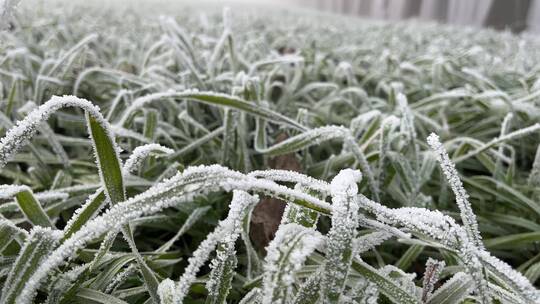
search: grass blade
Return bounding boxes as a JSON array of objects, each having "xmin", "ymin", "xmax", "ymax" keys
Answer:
[
  {"xmin": 1, "ymin": 227, "xmax": 61, "ymax": 304},
  {"xmin": 351, "ymin": 259, "xmax": 420, "ymax": 304},
  {"xmin": 74, "ymin": 288, "xmax": 129, "ymax": 304},
  {"xmin": 426, "ymin": 272, "xmax": 473, "ymax": 304},
  {"xmin": 262, "ymin": 223, "xmax": 323, "ymax": 304},
  {"xmin": 120, "ymin": 91, "xmax": 306, "ymax": 131},
  {"xmin": 321, "ymin": 169, "xmax": 362, "ymax": 303}
]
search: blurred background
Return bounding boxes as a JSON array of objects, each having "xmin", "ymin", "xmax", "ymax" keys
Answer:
[
  {"xmin": 7, "ymin": 0, "xmax": 540, "ymax": 34},
  {"xmin": 270, "ymin": 0, "xmax": 540, "ymax": 33}
]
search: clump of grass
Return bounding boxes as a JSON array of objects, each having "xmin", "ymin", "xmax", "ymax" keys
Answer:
[{"xmin": 0, "ymin": 1, "xmax": 539, "ymax": 303}]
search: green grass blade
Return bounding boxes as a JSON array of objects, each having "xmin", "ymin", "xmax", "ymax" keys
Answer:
[
  {"xmin": 291, "ymin": 270, "xmax": 322, "ymax": 304},
  {"xmin": 205, "ymin": 243, "xmax": 237, "ymax": 304},
  {"xmin": 395, "ymin": 245, "xmax": 424, "ymax": 271},
  {"xmin": 262, "ymin": 223, "xmax": 323, "ymax": 304},
  {"xmin": 321, "ymin": 169, "xmax": 362, "ymax": 303},
  {"xmin": 62, "ymin": 190, "xmax": 106, "ymax": 241},
  {"xmin": 484, "ymin": 231, "xmax": 540, "ymax": 249},
  {"xmin": 74, "ymin": 288, "xmax": 129, "ymax": 304},
  {"xmin": 121, "ymin": 91, "xmax": 306, "ymax": 131},
  {"xmin": 524, "ymin": 262, "xmax": 540, "ymax": 284},
  {"xmin": 254, "ymin": 126, "xmax": 347, "ymax": 156},
  {"xmin": 0, "ymin": 219, "xmax": 27, "ymax": 252},
  {"xmin": 157, "ymin": 206, "xmax": 209, "ymax": 253},
  {"xmin": 87, "ymin": 113, "xmax": 161, "ymax": 303},
  {"xmin": 0, "ymin": 227, "xmax": 61, "ymax": 304},
  {"xmin": 238, "ymin": 288, "xmax": 262, "ymax": 304},
  {"xmin": 86, "ymin": 113, "xmax": 125, "ymax": 204},
  {"xmin": 426, "ymin": 272, "xmax": 473, "ymax": 304},
  {"xmin": 15, "ymin": 189, "xmax": 54, "ymax": 228},
  {"xmin": 351, "ymin": 259, "xmax": 421, "ymax": 304}
]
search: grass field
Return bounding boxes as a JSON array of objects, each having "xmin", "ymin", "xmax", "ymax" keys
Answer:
[{"xmin": 0, "ymin": 1, "xmax": 540, "ymax": 303}]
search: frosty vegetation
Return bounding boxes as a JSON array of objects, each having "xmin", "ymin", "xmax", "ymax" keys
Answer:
[{"xmin": 0, "ymin": 1, "xmax": 540, "ymax": 303}]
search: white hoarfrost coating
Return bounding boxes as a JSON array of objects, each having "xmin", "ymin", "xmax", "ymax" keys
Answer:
[
  {"xmin": 0, "ymin": 95, "xmax": 115, "ymax": 169},
  {"xmin": 477, "ymin": 250, "xmax": 540, "ymax": 301},
  {"xmin": 205, "ymin": 190, "xmax": 257, "ymax": 299},
  {"xmin": 157, "ymin": 279, "xmax": 176, "ymax": 304},
  {"xmin": 353, "ymin": 231, "xmax": 393, "ymax": 255},
  {"xmin": 0, "ymin": 185, "xmax": 32, "ymax": 199},
  {"xmin": 422, "ymin": 258, "xmax": 445, "ymax": 301},
  {"xmin": 0, "ymin": 185, "xmax": 67, "ymax": 202},
  {"xmin": 33, "ymin": 191, "xmax": 69, "ymax": 203},
  {"xmin": 330, "ymin": 168, "xmax": 362, "ymax": 197},
  {"xmin": 262, "ymin": 223, "xmax": 323, "ymax": 304},
  {"xmin": 358, "ymin": 193, "xmax": 540, "ymax": 302},
  {"xmin": 0, "ymin": 218, "xmax": 28, "ymax": 239},
  {"xmin": 255, "ymin": 125, "xmax": 349, "ymax": 154},
  {"xmin": 248, "ymin": 169, "xmax": 330, "ymax": 193}
]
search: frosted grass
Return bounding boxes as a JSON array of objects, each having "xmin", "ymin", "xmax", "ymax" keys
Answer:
[{"xmin": 1, "ymin": 3, "xmax": 539, "ymax": 304}]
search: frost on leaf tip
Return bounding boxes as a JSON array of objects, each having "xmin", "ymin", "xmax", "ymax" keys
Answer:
[
  {"xmin": 157, "ymin": 278, "xmax": 176, "ymax": 304},
  {"xmin": 422, "ymin": 258, "xmax": 445, "ymax": 301},
  {"xmin": 123, "ymin": 143, "xmax": 174, "ymax": 175},
  {"xmin": 330, "ymin": 168, "xmax": 362, "ymax": 197}
]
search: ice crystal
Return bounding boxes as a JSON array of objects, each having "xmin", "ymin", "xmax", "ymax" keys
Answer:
[
  {"xmin": 476, "ymin": 250, "xmax": 540, "ymax": 302},
  {"xmin": 349, "ymin": 277, "xmax": 379, "ymax": 304},
  {"xmin": 104, "ymin": 264, "xmax": 137, "ymax": 294},
  {"xmin": 429, "ymin": 272, "xmax": 474, "ymax": 304},
  {"xmin": 239, "ymin": 288, "xmax": 262, "ymax": 304}
]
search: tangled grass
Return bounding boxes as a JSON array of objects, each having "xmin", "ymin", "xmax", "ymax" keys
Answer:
[{"xmin": 1, "ymin": 1, "xmax": 540, "ymax": 303}]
